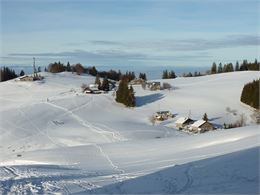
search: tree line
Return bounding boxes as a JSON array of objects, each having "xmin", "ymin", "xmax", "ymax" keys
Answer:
[
  {"xmin": 240, "ymin": 79, "xmax": 259, "ymax": 109},
  {"xmin": 0, "ymin": 67, "xmax": 17, "ymax": 82},
  {"xmin": 47, "ymin": 61, "xmax": 147, "ymax": 82},
  {"xmin": 162, "ymin": 70, "xmax": 177, "ymax": 79},
  {"xmin": 210, "ymin": 59, "xmax": 259, "ymax": 74}
]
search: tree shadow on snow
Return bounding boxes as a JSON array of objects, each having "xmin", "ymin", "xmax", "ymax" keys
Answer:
[
  {"xmin": 135, "ymin": 93, "xmax": 165, "ymax": 107},
  {"xmin": 209, "ymin": 117, "xmax": 222, "ymax": 121}
]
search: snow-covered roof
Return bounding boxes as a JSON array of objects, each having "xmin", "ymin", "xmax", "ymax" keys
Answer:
[
  {"xmin": 191, "ymin": 120, "xmax": 206, "ymax": 128},
  {"xmin": 175, "ymin": 117, "xmax": 189, "ymax": 124},
  {"xmin": 19, "ymin": 75, "xmax": 29, "ymax": 79}
]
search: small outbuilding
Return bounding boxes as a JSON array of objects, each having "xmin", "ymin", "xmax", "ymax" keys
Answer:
[{"xmin": 190, "ymin": 120, "xmax": 214, "ymax": 133}]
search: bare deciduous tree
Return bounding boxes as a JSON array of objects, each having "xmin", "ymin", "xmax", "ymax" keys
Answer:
[{"xmin": 149, "ymin": 115, "xmax": 156, "ymax": 126}]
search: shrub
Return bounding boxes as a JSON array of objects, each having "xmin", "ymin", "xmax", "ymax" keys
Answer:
[
  {"xmin": 162, "ymin": 82, "xmax": 172, "ymax": 90},
  {"xmin": 74, "ymin": 63, "xmax": 84, "ymax": 75}
]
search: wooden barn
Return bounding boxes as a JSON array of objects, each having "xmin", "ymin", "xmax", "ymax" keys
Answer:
[{"xmin": 190, "ymin": 120, "xmax": 214, "ymax": 133}]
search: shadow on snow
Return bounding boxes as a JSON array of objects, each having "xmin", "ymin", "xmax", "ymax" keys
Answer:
[{"xmin": 135, "ymin": 93, "xmax": 165, "ymax": 107}]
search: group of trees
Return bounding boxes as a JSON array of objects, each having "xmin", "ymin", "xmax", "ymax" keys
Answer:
[
  {"xmin": 210, "ymin": 59, "xmax": 259, "ymax": 74},
  {"xmin": 211, "ymin": 62, "xmax": 234, "ymax": 74},
  {"xmin": 240, "ymin": 79, "xmax": 259, "ymax": 109},
  {"xmin": 162, "ymin": 70, "xmax": 177, "ymax": 79},
  {"xmin": 116, "ymin": 78, "xmax": 135, "ymax": 107},
  {"xmin": 98, "ymin": 69, "xmax": 121, "ymax": 81},
  {"xmin": 47, "ymin": 61, "xmax": 85, "ymax": 74},
  {"xmin": 123, "ymin": 71, "xmax": 136, "ymax": 82},
  {"xmin": 0, "ymin": 67, "xmax": 17, "ymax": 82},
  {"xmin": 139, "ymin": 73, "xmax": 147, "ymax": 81},
  {"xmin": 183, "ymin": 71, "xmax": 202, "ymax": 77},
  {"xmin": 239, "ymin": 59, "xmax": 259, "ymax": 71},
  {"xmin": 48, "ymin": 62, "xmax": 66, "ymax": 73},
  {"xmin": 94, "ymin": 75, "xmax": 110, "ymax": 91},
  {"xmin": 47, "ymin": 61, "xmax": 141, "ymax": 83}
]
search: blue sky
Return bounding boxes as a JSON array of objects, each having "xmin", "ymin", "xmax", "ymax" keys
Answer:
[{"xmin": 0, "ymin": 0, "xmax": 259, "ymax": 68}]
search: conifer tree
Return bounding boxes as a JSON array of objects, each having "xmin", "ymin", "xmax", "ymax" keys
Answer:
[
  {"xmin": 95, "ymin": 74, "xmax": 101, "ymax": 88},
  {"xmin": 66, "ymin": 62, "xmax": 71, "ymax": 72},
  {"xmin": 162, "ymin": 70, "xmax": 168, "ymax": 79},
  {"xmin": 139, "ymin": 73, "xmax": 147, "ymax": 81},
  {"xmin": 101, "ymin": 77, "xmax": 109, "ymax": 91},
  {"xmin": 235, "ymin": 61, "xmax": 239, "ymax": 71},
  {"xmin": 169, "ymin": 70, "xmax": 176, "ymax": 79},
  {"xmin": 20, "ymin": 70, "xmax": 25, "ymax": 76},
  {"xmin": 217, "ymin": 63, "xmax": 223, "ymax": 73},
  {"xmin": 211, "ymin": 62, "xmax": 217, "ymax": 74},
  {"xmin": 116, "ymin": 79, "xmax": 135, "ymax": 107},
  {"xmin": 127, "ymin": 85, "xmax": 136, "ymax": 107},
  {"xmin": 203, "ymin": 113, "xmax": 208, "ymax": 121}
]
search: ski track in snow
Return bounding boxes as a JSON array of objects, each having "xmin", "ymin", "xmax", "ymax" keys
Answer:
[
  {"xmin": 45, "ymin": 98, "xmax": 128, "ymax": 182},
  {"xmin": 45, "ymin": 98, "xmax": 124, "ymax": 143},
  {"xmin": 176, "ymin": 164, "xmax": 193, "ymax": 193}
]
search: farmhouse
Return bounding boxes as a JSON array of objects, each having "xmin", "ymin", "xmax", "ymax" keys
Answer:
[
  {"xmin": 19, "ymin": 75, "xmax": 34, "ymax": 81},
  {"xmin": 190, "ymin": 120, "xmax": 214, "ymax": 133},
  {"xmin": 175, "ymin": 117, "xmax": 194, "ymax": 130},
  {"xmin": 83, "ymin": 84, "xmax": 102, "ymax": 94},
  {"xmin": 84, "ymin": 88, "xmax": 102, "ymax": 94},
  {"xmin": 129, "ymin": 78, "xmax": 145, "ymax": 85},
  {"xmin": 154, "ymin": 111, "xmax": 172, "ymax": 121}
]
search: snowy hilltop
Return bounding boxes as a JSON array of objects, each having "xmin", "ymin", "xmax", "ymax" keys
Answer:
[{"xmin": 0, "ymin": 71, "xmax": 259, "ymax": 194}]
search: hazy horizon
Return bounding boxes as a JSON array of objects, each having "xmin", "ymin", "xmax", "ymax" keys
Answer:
[{"xmin": 1, "ymin": 0, "xmax": 259, "ymax": 67}]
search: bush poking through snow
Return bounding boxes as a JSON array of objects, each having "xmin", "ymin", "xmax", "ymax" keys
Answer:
[
  {"xmin": 224, "ymin": 113, "xmax": 247, "ymax": 129},
  {"xmin": 162, "ymin": 82, "xmax": 172, "ymax": 90}
]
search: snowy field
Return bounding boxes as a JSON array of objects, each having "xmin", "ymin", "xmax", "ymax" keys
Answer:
[{"xmin": 0, "ymin": 71, "xmax": 259, "ymax": 194}]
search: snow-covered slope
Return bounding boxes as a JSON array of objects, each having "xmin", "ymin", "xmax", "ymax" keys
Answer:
[{"xmin": 0, "ymin": 71, "xmax": 259, "ymax": 194}]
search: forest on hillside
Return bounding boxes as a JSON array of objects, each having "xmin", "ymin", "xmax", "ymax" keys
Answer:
[{"xmin": 240, "ymin": 79, "xmax": 259, "ymax": 109}]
